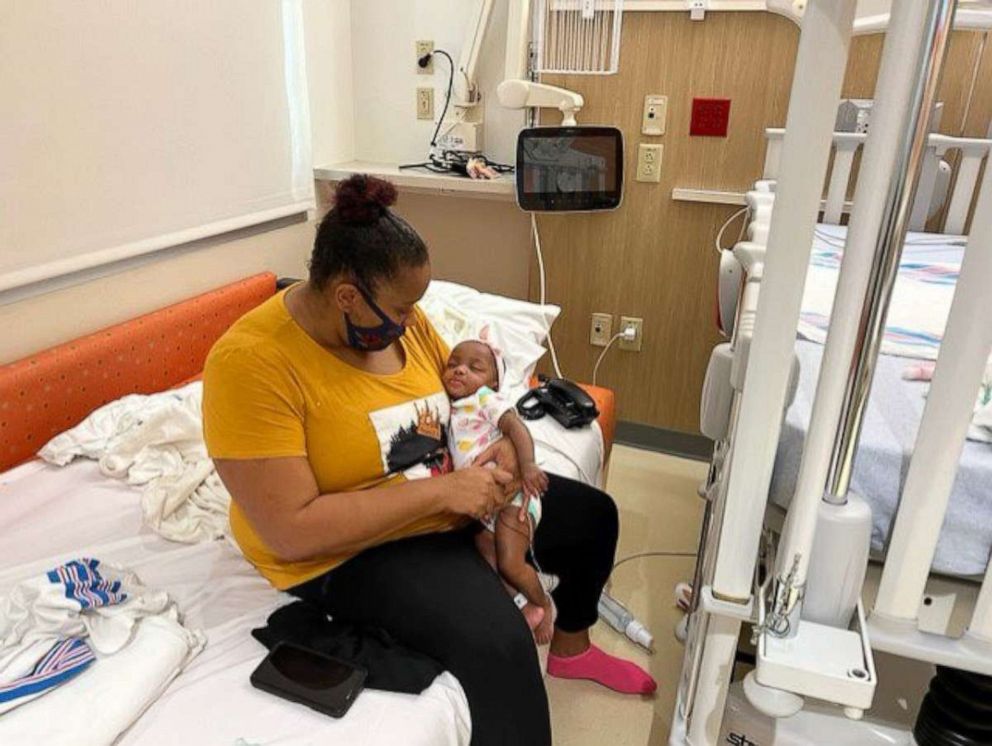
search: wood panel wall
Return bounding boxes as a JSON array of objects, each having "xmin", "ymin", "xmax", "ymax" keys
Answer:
[
  {"xmin": 534, "ymin": 12, "xmax": 991, "ymax": 434},
  {"xmin": 844, "ymin": 30, "xmax": 992, "ymax": 137}
]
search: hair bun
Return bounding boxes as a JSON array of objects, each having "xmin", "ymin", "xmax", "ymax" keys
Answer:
[{"xmin": 334, "ymin": 174, "xmax": 398, "ymax": 225}]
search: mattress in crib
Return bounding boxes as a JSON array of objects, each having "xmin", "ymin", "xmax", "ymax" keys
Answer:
[{"xmin": 769, "ymin": 340, "xmax": 992, "ymax": 577}]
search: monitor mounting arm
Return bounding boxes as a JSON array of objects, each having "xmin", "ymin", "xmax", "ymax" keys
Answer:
[
  {"xmin": 496, "ymin": 0, "xmax": 584, "ymax": 126},
  {"xmin": 496, "ymin": 79, "xmax": 583, "ymax": 126},
  {"xmin": 438, "ymin": 0, "xmax": 586, "ymax": 154}
]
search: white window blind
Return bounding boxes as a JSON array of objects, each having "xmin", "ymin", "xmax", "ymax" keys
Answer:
[{"xmin": 0, "ymin": 0, "xmax": 313, "ymax": 294}]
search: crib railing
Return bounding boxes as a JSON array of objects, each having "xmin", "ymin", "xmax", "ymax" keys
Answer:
[
  {"xmin": 737, "ymin": 171, "xmax": 992, "ymax": 675},
  {"xmin": 867, "ymin": 151, "xmax": 992, "ymax": 669},
  {"xmin": 764, "ymin": 127, "xmax": 992, "ymax": 233}
]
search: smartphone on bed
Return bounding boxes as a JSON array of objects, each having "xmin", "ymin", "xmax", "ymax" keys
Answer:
[{"xmin": 250, "ymin": 641, "xmax": 367, "ymax": 718}]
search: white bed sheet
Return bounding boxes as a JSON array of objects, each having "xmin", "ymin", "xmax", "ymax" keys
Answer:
[
  {"xmin": 0, "ymin": 460, "xmax": 471, "ymax": 746},
  {"xmin": 798, "ymin": 224, "xmax": 965, "ymax": 360}
]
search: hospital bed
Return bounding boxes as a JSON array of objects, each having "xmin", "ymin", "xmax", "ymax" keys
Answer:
[{"xmin": 0, "ymin": 272, "xmax": 617, "ymax": 745}]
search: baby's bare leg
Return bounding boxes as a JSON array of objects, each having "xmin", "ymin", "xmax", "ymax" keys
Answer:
[
  {"xmin": 494, "ymin": 506, "xmax": 544, "ymax": 610},
  {"xmin": 474, "ymin": 528, "xmax": 498, "ymax": 570},
  {"xmin": 495, "ymin": 507, "xmax": 554, "ymax": 643},
  {"xmin": 476, "ymin": 527, "xmax": 521, "ymax": 599}
]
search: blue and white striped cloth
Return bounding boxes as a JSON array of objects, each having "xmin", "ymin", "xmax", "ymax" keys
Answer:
[
  {"xmin": 0, "ymin": 638, "xmax": 95, "ymax": 709},
  {"xmin": 0, "ymin": 557, "xmax": 204, "ymax": 743},
  {"xmin": 47, "ymin": 558, "xmax": 128, "ymax": 610},
  {"xmin": 0, "ymin": 558, "xmax": 130, "ymax": 714}
]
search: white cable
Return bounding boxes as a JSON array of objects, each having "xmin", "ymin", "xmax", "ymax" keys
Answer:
[
  {"xmin": 612, "ymin": 550, "xmax": 696, "ymax": 570},
  {"xmin": 736, "ymin": 206, "xmax": 749, "ymax": 245},
  {"xmin": 714, "ymin": 207, "xmax": 750, "ymax": 255},
  {"xmin": 812, "ymin": 226, "xmax": 966, "ymax": 249},
  {"xmin": 592, "ymin": 331, "xmax": 624, "ymax": 387},
  {"xmin": 811, "ymin": 227, "xmax": 847, "ymax": 249},
  {"xmin": 531, "ymin": 213, "xmax": 565, "ymax": 379},
  {"xmin": 959, "ymin": 31, "xmax": 987, "ymax": 136}
]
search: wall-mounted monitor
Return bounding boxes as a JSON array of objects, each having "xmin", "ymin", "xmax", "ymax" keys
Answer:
[{"xmin": 515, "ymin": 126, "xmax": 624, "ymax": 212}]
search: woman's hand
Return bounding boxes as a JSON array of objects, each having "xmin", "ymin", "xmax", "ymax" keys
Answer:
[
  {"xmin": 440, "ymin": 466, "xmax": 514, "ymax": 520},
  {"xmin": 473, "ymin": 438, "xmax": 522, "ymax": 497}
]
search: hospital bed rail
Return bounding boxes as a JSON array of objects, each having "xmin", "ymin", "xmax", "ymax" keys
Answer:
[{"xmin": 764, "ymin": 128, "xmax": 992, "ymax": 234}]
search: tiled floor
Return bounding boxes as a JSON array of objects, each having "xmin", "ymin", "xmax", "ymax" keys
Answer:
[
  {"xmin": 549, "ymin": 444, "xmax": 708, "ymax": 746},
  {"xmin": 548, "ymin": 444, "xmax": 966, "ymax": 745}
]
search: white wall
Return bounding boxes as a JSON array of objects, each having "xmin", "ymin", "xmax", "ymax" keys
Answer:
[
  {"xmin": 347, "ymin": 0, "xmax": 525, "ymax": 166},
  {"xmin": 2, "ymin": 0, "xmax": 354, "ymax": 363},
  {"xmin": 3, "ymin": 0, "xmax": 530, "ymax": 365},
  {"xmin": 0, "ymin": 219, "xmax": 316, "ymax": 364},
  {"xmin": 304, "ymin": 0, "xmax": 356, "ymax": 165}
]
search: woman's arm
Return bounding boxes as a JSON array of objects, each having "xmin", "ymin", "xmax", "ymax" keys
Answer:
[{"xmin": 215, "ymin": 457, "xmax": 511, "ymax": 563}]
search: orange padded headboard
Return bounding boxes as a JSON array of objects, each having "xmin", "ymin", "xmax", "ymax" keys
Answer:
[{"xmin": 0, "ymin": 272, "xmax": 277, "ymax": 472}]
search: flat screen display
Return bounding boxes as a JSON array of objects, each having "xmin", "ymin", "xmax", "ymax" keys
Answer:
[
  {"xmin": 269, "ymin": 643, "xmax": 355, "ymax": 690},
  {"xmin": 516, "ymin": 126, "xmax": 623, "ymax": 212}
]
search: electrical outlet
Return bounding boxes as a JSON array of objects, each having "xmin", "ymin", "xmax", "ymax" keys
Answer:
[
  {"xmin": 635, "ymin": 144, "xmax": 663, "ymax": 183},
  {"xmin": 590, "ymin": 313, "xmax": 613, "ymax": 347},
  {"xmin": 619, "ymin": 316, "xmax": 643, "ymax": 352},
  {"xmin": 415, "ymin": 40, "xmax": 434, "ymax": 74},
  {"xmin": 642, "ymin": 95, "xmax": 667, "ymax": 136},
  {"xmin": 416, "ymin": 87, "xmax": 434, "ymax": 120}
]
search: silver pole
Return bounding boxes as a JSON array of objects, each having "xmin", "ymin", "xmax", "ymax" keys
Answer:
[
  {"xmin": 826, "ymin": 0, "xmax": 958, "ymax": 501},
  {"xmin": 674, "ymin": 443, "xmax": 723, "ymax": 723}
]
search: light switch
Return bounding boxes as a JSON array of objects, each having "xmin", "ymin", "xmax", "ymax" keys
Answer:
[
  {"xmin": 636, "ymin": 143, "xmax": 663, "ymax": 183},
  {"xmin": 642, "ymin": 95, "xmax": 667, "ymax": 136}
]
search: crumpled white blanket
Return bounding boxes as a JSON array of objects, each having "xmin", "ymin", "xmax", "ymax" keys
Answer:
[
  {"xmin": 0, "ymin": 559, "xmax": 204, "ymax": 745},
  {"xmin": 38, "ymin": 382, "xmax": 229, "ymax": 543}
]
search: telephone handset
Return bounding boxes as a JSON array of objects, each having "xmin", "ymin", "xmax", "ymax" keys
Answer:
[{"xmin": 516, "ymin": 377, "xmax": 599, "ymax": 429}]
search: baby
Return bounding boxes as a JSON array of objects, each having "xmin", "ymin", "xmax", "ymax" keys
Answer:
[{"xmin": 443, "ymin": 339, "xmax": 554, "ymax": 643}]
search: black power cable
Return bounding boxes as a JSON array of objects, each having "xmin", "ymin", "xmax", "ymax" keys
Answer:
[
  {"xmin": 426, "ymin": 49, "xmax": 454, "ymax": 149},
  {"xmin": 400, "ymin": 48, "xmax": 513, "ymax": 177},
  {"xmin": 399, "ymin": 49, "xmax": 455, "ymax": 173}
]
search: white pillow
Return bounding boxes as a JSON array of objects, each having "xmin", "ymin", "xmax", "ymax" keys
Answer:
[{"xmin": 419, "ymin": 280, "xmax": 560, "ymax": 399}]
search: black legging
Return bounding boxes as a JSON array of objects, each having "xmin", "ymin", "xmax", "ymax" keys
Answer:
[{"xmin": 288, "ymin": 474, "xmax": 619, "ymax": 746}]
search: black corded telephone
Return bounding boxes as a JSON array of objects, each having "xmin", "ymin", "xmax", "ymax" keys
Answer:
[{"xmin": 516, "ymin": 377, "xmax": 599, "ymax": 429}]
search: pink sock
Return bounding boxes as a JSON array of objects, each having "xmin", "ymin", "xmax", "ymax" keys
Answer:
[{"xmin": 547, "ymin": 644, "xmax": 657, "ymax": 695}]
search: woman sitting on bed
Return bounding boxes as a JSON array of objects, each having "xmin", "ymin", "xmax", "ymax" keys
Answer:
[{"xmin": 202, "ymin": 175, "xmax": 655, "ymax": 746}]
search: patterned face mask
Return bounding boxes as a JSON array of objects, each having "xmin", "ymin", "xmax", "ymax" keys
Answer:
[{"xmin": 345, "ymin": 285, "xmax": 407, "ymax": 352}]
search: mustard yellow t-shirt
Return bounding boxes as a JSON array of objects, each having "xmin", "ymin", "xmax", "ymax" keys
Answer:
[{"xmin": 202, "ymin": 289, "xmax": 461, "ymax": 590}]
